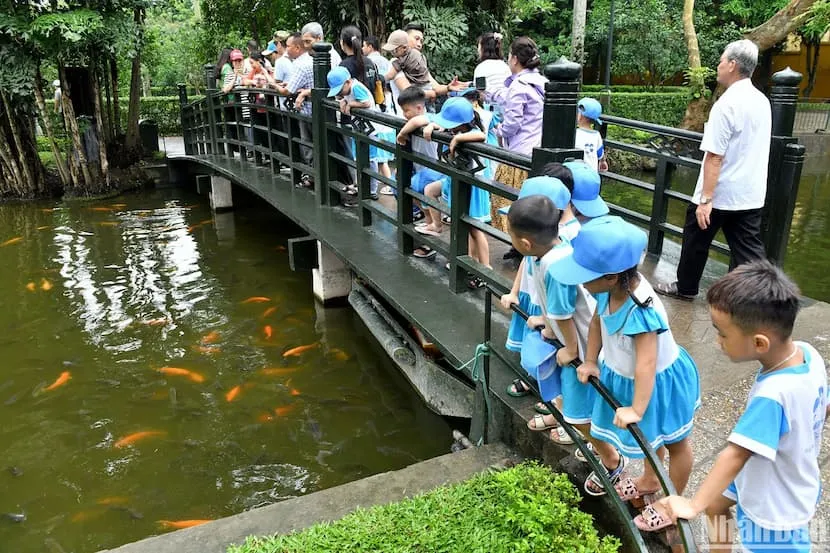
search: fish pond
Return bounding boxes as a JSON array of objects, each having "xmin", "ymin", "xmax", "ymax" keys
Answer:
[{"xmin": 0, "ymin": 188, "xmax": 451, "ymax": 553}]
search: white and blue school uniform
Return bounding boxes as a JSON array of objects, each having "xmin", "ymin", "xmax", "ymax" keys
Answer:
[
  {"xmin": 526, "ymin": 243, "xmax": 596, "ymax": 424},
  {"xmin": 505, "ymin": 219, "xmax": 583, "ymax": 352},
  {"xmin": 343, "ymin": 81, "xmax": 395, "ymax": 164},
  {"xmin": 439, "ymin": 107, "xmax": 493, "ymax": 223},
  {"xmin": 575, "ymin": 127, "xmax": 604, "ymax": 173},
  {"xmin": 723, "ymin": 341, "xmax": 826, "ymax": 552},
  {"xmin": 589, "ymin": 277, "xmax": 701, "ymax": 458}
]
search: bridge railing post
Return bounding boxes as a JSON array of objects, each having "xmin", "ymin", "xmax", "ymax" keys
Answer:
[
  {"xmin": 202, "ymin": 64, "xmax": 219, "ymax": 155},
  {"xmin": 531, "ymin": 57, "xmax": 583, "ymax": 174},
  {"xmin": 763, "ymin": 67, "xmax": 803, "ymax": 265},
  {"xmin": 312, "ymin": 43, "xmax": 332, "ymax": 206},
  {"xmin": 177, "ymin": 84, "xmax": 193, "ymax": 155}
]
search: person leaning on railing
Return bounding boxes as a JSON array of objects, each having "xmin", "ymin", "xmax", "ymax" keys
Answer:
[{"xmin": 487, "ymin": 36, "xmax": 547, "ymax": 238}]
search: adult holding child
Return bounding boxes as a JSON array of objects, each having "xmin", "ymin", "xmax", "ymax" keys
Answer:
[
  {"xmin": 488, "ymin": 36, "xmax": 547, "ymax": 235},
  {"xmin": 656, "ymin": 39, "xmax": 771, "ymax": 301}
]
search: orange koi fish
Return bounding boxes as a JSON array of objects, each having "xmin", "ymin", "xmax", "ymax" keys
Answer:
[
  {"xmin": 157, "ymin": 367, "xmax": 205, "ymax": 383},
  {"xmin": 257, "ymin": 412, "xmax": 274, "ymax": 423},
  {"xmin": 0, "ymin": 237, "xmax": 23, "ymax": 247},
  {"xmin": 192, "ymin": 345, "xmax": 221, "ymax": 355},
  {"xmin": 186, "ymin": 225, "xmax": 197, "ymax": 233},
  {"xmin": 263, "ymin": 325, "xmax": 272, "ymax": 340},
  {"xmin": 242, "ymin": 296, "xmax": 270, "ymax": 304},
  {"xmin": 197, "ymin": 219, "xmax": 213, "ymax": 226},
  {"xmin": 44, "ymin": 371, "xmax": 71, "ymax": 391},
  {"xmin": 225, "ymin": 385, "xmax": 242, "ymax": 402},
  {"xmin": 331, "ymin": 348, "xmax": 349, "ymax": 362},
  {"xmin": 96, "ymin": 496, "xmax": 129, "ymax": 506},
  {"xmin": 142, "ymin": 318, "xmax": 169, "ymax": 326},
  {"xmin": 25, "ymin": 282, "xmax": 36, "ymax": 292},
  {"xmin": 201, "ymin": 331, "xmax": 221, "ymax": 344},
  {"xmin": 283, "ymin": 342, "xmax": 318, "ymax": 358},
  {"xmin": 114, "ymin": 430, "xmax": 166, "ymax": 448},
  {"xmin": 40, "ymin": 278, "xmax": 52, "ymax": 291},
  {"xmin": 36, "ymin": 225, "xmax": 51, "ymax": 231},
  {"xmin": 261, "ymin": 306, "xmax": 277, "ymax": 319},
  {"xmin": 71, "ymin": 510, "xmax": 104, "ymax": 523},
  {"xmin": 87, "ymin": 207, "xmax": 113, "ymax": 212},
  {"xmin": 40, "ymin": 208, "xmax": 55, "ymax": 213},
  {"xmin": 109, "ymin": 203, "xmax": 127, "ymax": 209},
  {"xmin": 157, "ymin": 519, "xmax": 213, "ymax": 530},
  {"xmin": 274, "ymin": 405, "xmax": 296, "ymax": 417},
  {"xmin": 290, "ymin": 388, "xmax": 301, "ymax": 397},
  {"xmin": 259, "ymin": 367, "xmax": 297, "ymax": 376}
]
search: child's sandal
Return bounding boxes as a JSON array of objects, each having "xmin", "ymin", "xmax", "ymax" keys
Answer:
[
  {"xmin": 533, "ymin": 401, "xmax": 552, "ymax": 415},
  {"xmin": 548, "ymin": 426, "xmax": 576, "ymax": 444},
  {"xmin": 633, "ymin": 505, "xmax": 675, "ymax": 532},
  {"xmin": 573, "ymin": 442, "xmax": 595, "ymax": 463},
  {"xmin": 583, "ymin": 455, "xmax": 627, "ymax": 497},
  {"xmin": 506, "ymin": 378, "xmax": 531, "ymax": 397},
  {"xmin": 614, "ymin": 478, "xmax": 660, "ymax": 502},
  {"xmin": 526, "ymin": 414, "xmax": 557, "ymax": 432}
]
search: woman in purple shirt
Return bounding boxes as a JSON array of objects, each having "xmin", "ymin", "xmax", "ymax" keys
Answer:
[{"xmin": 489, "ymin": 37, "xmax": 547, "ymax": 231}]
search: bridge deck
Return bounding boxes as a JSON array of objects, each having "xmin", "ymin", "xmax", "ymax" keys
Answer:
[{"xmin": 169, "ymin": 152, "xmax": 830, "ymax": 548}]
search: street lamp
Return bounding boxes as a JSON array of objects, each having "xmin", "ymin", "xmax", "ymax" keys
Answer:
[{"xmin": 603, "ymin": 0, "xmax": 615, "ymax": 91}]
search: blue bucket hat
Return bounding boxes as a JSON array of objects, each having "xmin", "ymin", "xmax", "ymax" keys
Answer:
[
  {"xmin": 432, "ymin": 97, "xmax": 474, "ymax": 130},
  {"xmin": 263, "ymin": 42, "xmax": 277, "ymax": 55},
  {"xmin": 564, "ymin": 160, "xmax": 608, "ymax": 217},
  {"xmin": 549, "ymin": 216, "xmax": 647, "ymax": 285},
  {"xmin": 498, "ymin": 176, "xmax": 570, "ymax": 215},
  {"xmin": 577, "ymin": 97, "xmax": 603, "ymax": 124},
  {"xmin": 327, "ymin": 66, "xmax": 351, "ymax": 97},
  {"xmin": 520, "ymin": 330, "xmax": 562, "ymax": 402}
]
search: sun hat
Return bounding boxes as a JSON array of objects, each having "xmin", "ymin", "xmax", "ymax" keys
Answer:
[
  {"xmin": 273, "ymin": 30, "xmax": 291, "ymax": 42},
  {"xmin": 564, "ymin": 160, "xmax": 608, "ymax": 217},
  {"xmin": 382, "ymin": 30, "xmax": 410, "ymax": 52},
  {"xmin": 577, "ymin": 97, "xmax": 603, "ymax": 124},
  {"xmin": 263, "ymin": 42, "xmax": 277, "ymax": 55},
  {"xmin": 327, "ymin": 66, "xmax": 351, "ymax": 97},
  {"xmin": 499, "ymin": 176, "xmax": 571, "ymax": 215},
  {"xmin": 520, "ymin": 330, "xmax": 562, "ymax": 403},
  {"xmin": 431, "ymin": 97, "xmax": 474, "ymax": 130},
  {"xmin": 230, "ymin": 49, "xmax": 244, "ymax": 61},
  {"xmin": 548, "ymin": 216, "xmax": 646, "ymax": 285}
]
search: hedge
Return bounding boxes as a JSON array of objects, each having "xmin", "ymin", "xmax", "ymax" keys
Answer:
[
  {"xmin": 582, "ymin": 84, "xmax": 689, "ymax": 94},
  {"xmin": 581, "ymin": 92, "xmax": 689, "ymax": 127},
  {"xmin": 227, "ymin": 462, "xmax": 620, "ymax": 553}
]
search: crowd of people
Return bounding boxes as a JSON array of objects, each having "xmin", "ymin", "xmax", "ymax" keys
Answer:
[{"xmin": 213, "ymin": 28, "xmax": 826, "ymax": 551}]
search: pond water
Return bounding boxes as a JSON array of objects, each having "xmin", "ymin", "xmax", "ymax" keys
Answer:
[
  {"xmin": 602, "ymin": 149, "xmax": 830, "ymax": 301},
  {"xmin": 0, "ymin": 188, "xmax": 451, "ymax": 553}
]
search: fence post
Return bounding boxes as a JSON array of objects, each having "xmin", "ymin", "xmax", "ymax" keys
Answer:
[
  {"xmin": 532, "ymin": 57, "xmax": 584, "ymax": 174},
  {"xmin": 177, "ymin": 84, "xmax": 192, "ymax": 155},
  {"xmin": 311, "ymin": 43, "xmax": 332, "ymax": 206},
  {"xmin": 202, "ymin": 64, "xmax": 219, "ymax": 155},
  {"xmin": 762, "ymin": 67, "xmax": 803, "ymax": 265},
  {"xmin": 646, "ymin": 158, "xmax": 672, "ymax": 257}
]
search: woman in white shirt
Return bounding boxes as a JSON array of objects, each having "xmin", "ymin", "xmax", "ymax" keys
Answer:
[{"xmin": 473, "ymin": 32, "xmax": 510, "ymax": 102}]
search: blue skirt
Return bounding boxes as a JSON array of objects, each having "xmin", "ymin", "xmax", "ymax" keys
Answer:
[
  {"xmin": 560, "ymin": 364, "xmax": 595, "ymax": 424},
  {"xmin": 371, "ymin": 130, "xmax": 396, "ymax": 163},
  {"xmin": 441, "ymin": 180, "xmax": 492, "ymax": 223},
  {"xmin": 411, "ymin": 169, "xmax": 445, "ymax": 194},
  {"xmin": 505, "ymin": 292, "xmax": 537, "ymax": 352},
  {"xmin": 589, "ymin": 346, "xmax": 701, "ymax": 458}
]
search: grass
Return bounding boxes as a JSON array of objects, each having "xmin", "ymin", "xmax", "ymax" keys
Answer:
[{"xmin": 228, "ymin": 462, "xmax": 620, "ymax": 553}]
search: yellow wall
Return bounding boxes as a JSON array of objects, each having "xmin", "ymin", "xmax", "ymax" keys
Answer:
[{"xmin": 771, "ymin": 33, "xmax": 830, "ymax": 99}]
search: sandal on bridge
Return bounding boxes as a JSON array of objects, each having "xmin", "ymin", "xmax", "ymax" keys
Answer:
[
  {"xmin": 527, "ymin": 413, "xmax": 558, "ymax": 432},
  {"xmin": 549, "ymin": 426, "xmax": 577, "ymax": 444},
  {"xmin": 615, "ymin": 478, "xmax": 661, "ymax": 502},
  {"xmin": 506, "ymin": 378, "xmax": 531, "ymax": 397},
  {"xmin": 534, "ymin": 401, "xmax": 552, "ymax": 415},
  {"xmin": 574, "ymin": 442, "xmax": 595, "ymax": 462},
  {"xmin": 633, "ymin": 505, "xmax": 675, "ymax": 532},
  {"xmin": 584, "ymin": 455, "xmax": 627, "ymax": 497}
]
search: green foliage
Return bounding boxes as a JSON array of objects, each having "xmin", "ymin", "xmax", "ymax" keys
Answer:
[
  {"xmin": 44, "ymin": 96, "xmax": 192, "ymax": 135},
  {"xmin": 800, "ymin": 0, "xmax": 830, "ymax": 42},
  {"xmin": 403, "ymin": 1, "xmax": 474, "ymax": 82},
  {"xmin": 143, "ymin": 0, "xmax": 204, "ymax": 90},
  {"xmin": 720, "ymin": 0, "xmax": 788, "ymax": 28},
  {"xmin": 227, "ymin": 462, "xmax": 620, "ymax": 553},
  {"xmin": 582, "ymin": 85, "xmax": 688, "ymax": 93},
  {"xmin": 684, "ymin": 66, "xmax": 716, "ymax": 100},
  {"xmin": 581, "ymin": 91, "xmax": 688, "ymax": 127},
  {"xmin": 507, "ymin": 0, "xmax": 572, "ymax": 65}
]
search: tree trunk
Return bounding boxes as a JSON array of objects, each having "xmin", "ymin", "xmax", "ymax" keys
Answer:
[
  {"xmin": 34, "ymin": 65, "xmax": 71, "ymax": 188},
  {"xmin": 744, "ymin": 0, "xmax": 818, "ymax": 52},
  {"xmin": 363, "ymin": 0, "xmax": 386, "ymax": 38},
  {"xmin": 102, "ymin": 62, "xmax": 113, "ymax": 143},
  {"xmin": 1, "ymin": 89, "xmax": 37, "ymax": 195},
  {"xmin": 90, "ymin": 68, "xmax": 110, "ymax": 188},
  {"xmin": 682, "ymin": 0, "xmax": 700, "ymax": 69},
  {"xmin": 125, "ymin": 7, "xmax": 144, "ymax": 152},
  {"xmin": 804, "ymin": 40, "xmax": 821, "ymax": 97},
  {"xmin": 571, "ymin": 0, "xmax": 588, "ymax": 68},
  {"xmin": 0, "ymin": 96, "xmax": 25, "ymax": 196},
  {"xmin": 111, "ymin": 57, "xmax": 121, "ymax": 136},
  {"xmin": 59, "ymin": 61, "xmax": 94, "ymax": 189}
]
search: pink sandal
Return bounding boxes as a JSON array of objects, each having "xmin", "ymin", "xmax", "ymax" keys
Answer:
[
  {"xmin": 614, "ymin": 478, "xmax": 660, "ymax": 502},
  {"xmin": 633, "ymin": 505, "xmax": 675, "ymax": 532}
]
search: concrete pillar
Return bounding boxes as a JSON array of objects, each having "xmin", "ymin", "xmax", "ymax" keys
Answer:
[
  {"xmin": 195, "ymin": 174, "xmax": 210, "ymax": 195},
  {"xmin": 209, "ymin": 175, "xmax": 233, "ymax": 212},
  {"xmin": 213, "ymin": 212, "xmax": 236, "ymax": 245},
  {"xmin": 312, "ymin": 242, "xmax": 350, "ymax": 305}
]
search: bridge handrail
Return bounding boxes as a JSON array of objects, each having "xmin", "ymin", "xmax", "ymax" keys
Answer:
[{"xmin": 483, "ymin": 284, "xmax": 697, "ymax": 553}]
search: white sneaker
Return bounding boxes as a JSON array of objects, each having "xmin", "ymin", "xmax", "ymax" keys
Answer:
[{"xmin": 380, "ymin": 185, "xmax": 395, "ymax": 195}]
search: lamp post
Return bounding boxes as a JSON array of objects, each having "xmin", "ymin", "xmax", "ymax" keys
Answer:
[{"xmin": 603, "ymin": 0, "xmax": 615, "ymax": 91}]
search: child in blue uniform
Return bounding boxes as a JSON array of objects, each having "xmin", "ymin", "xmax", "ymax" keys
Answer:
[
  {"xmin": 550, "ymin": 216, "xmax": 700, "ymax": 497},
  {"xmin": 657, "ymin": 261, "xmax": 826, "ymax": 550}
]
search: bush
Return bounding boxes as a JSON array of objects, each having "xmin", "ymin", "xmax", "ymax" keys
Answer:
[
  {"xmin": 228, "ymin": 462, "xmax": 620, "ymax": 553},
  {"xmin": 582, "ymin": 85, "xmax": 688, "ymax": 93},
  {"xmin": 581, "ymin": 92, "xmax": 688, "ymax": 127}
]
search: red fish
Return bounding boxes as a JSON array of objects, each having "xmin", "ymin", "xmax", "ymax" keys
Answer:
[
  {"xmin": 157, "ymin": 519, "xmax": 212, "ymax": 529},
  {"xmin": 114, "ymin": 430, "xmax": 166, "ymax": 448},
  {"xmin": 263, "ymin": 325, "xmax": 272, "ymax": 340},
  {"xmin": 274, "ymin": 405, "xmax": 296, "ymax": 417},
  {"xmin": 201, "ymin": 331, "xmax": 220, "ymax": 344},
  {"xmin": 290, "ymin": 388, "xmax": 301, "ymax": 397},
  {"xmin": 225, "ymin": 385, "xmax": 242, "ymax": 402},
  {"xmin": 283, "ymin": 342, "xmax": 318, "ymax": 358},
  {"xmin": 157, "ymin": 367, "xmax": 205, "ymax": 383},
  {"xmin": 0, "ymin": 237, "xmax": 23, "ymax": 247},
  {"xmin": 261, "ymin": 306, "xmax": 277, "ymax": 319},
  {"xmin": 259, "ymin": 368, "xmax": 297, "ymax": 376},
  {"xmin": 242, "ymin": 297, "xmax": 270, "ymax": 304},
  {"xmin": 44, "ymin": 371, "xmax": 71, "ymax": 391}
]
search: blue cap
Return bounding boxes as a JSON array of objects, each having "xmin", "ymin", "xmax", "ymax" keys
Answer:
[
  {"xmin": 263, "ymin": 41, "xmax": 277, "ymax": 55},
  {"xmin": 431, "ymin": 97, "xmax": 474, "ymax": 130},
  {"xmin": 498, "ymin": 176, "xmax": 571, "ymax": 215},
  {"xmin": 549, "ymin": 216, "xmax": 646, "ymax": 285},
  {"xmin": 564, "ymin": 160, "xmax": 608, "ymax": 217},
  {"xmin": 327, "ymin": 66, "xmax": 351, "ymax": 97},
  {"xmin": 578, "ymin": 97, "xmax": 603, "ymax": 125}
]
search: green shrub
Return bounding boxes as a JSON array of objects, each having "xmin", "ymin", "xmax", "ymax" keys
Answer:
[
  {"xmin": 581, "ymin": 92, "xmax": 688, "ymax": 127},
  {"xmin": 228, "ymin": 462, "xmax": 620, "ymax": 553},
  {"xmin": 582, "ymin": 85, "xmax": 688, "ymax": 94}
]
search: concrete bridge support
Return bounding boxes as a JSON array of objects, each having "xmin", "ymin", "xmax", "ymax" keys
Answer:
[
  {"xmin": 312, "ymin": 242, "xmax": 351, "ymax": 305},
  {"xmin": 209, "ymin": 175, "xmax": 233, "ymax": 212}
]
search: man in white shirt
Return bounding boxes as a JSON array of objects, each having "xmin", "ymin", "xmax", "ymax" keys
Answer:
[
  {"xmin": 657, "ymin": 40, "xmax": 771, "ymax": 301},
  {"xmin": 301, "ymin": 22, "xmax": 341, "ymax": 68}
]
